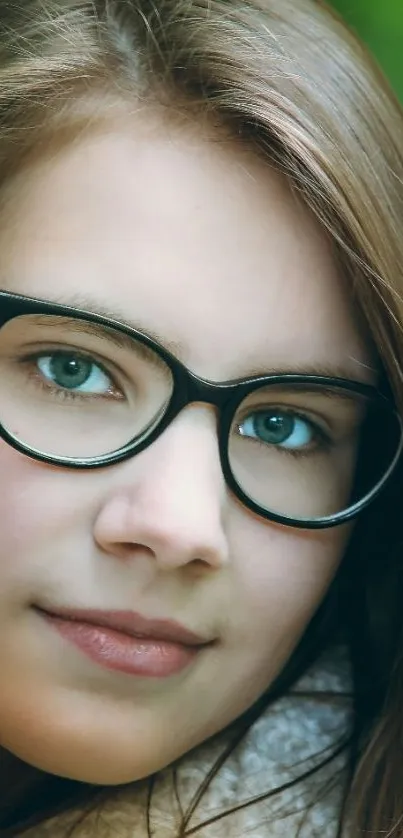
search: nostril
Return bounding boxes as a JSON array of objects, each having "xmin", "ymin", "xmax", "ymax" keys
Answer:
[
  {"xmin": 110, "ymin": 542, "xmax": 155, "ymax": 561},
  {"xmin": 185, "ymin": 557, "xmax": 216, "ymax": 578}
]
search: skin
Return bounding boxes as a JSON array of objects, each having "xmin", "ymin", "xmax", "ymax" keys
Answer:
[{"xmin": 0, "ymin": 110, "xmax": 373, "ymax": 785}]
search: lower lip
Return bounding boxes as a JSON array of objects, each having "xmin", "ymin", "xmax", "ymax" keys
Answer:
[{"xmin": 41, "ymin": 613, "xmax": 201, "ymax": 677}]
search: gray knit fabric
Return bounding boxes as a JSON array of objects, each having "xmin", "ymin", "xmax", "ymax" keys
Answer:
[{"xmin": 24, "ymin": 648, "xmax": 351, "ymax": 837}]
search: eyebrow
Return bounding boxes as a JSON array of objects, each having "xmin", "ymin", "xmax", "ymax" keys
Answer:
[
  {"xmin": 44, "ymin": 292, "xmax": 184, "ymax": 357},
  {"xmin": 43, "ymin": 292, "xmax": 378, "ymax": 385},
  {"xmin": 247, "ymin": 362, "xmax": 378, "ymax": 385}
]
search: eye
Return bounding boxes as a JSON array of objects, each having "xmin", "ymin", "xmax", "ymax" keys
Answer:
[
  {"xmin": 238, "ymin": 409, "xmax": 316, "ymax": 450},
  {"xmin": 36, "ymin": 352, "xmax": 113, "ymax": 394}
]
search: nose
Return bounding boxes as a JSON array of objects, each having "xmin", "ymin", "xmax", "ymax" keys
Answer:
[{"xmin": 93, "ymin": 407, "xmax": 230, "ymax": 572}]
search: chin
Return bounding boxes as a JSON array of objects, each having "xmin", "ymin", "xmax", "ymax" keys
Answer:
[
  {"xmin": 9, "ymin": 743, "xmax": 158, "ymax": 786},
  {"xmin": 0, "ymin": 709, "xmax": 163, "ymax": 786},
  {"xmin": 0, "ymin": 681, "xmax": 178, "ymax": 784}
]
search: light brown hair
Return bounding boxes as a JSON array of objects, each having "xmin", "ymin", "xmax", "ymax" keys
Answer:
[{"xmin": 0, "ymin": 1, "xmax": 403, "ymax": 835}]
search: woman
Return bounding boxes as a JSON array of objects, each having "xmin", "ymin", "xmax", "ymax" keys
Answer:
[{"xmin": 0, "ymin": 1, "xmax": 402, "ymax": 835}]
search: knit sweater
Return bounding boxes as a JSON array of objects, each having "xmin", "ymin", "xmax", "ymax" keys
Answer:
[{"xmin": 24, "ymin": 648, "xmax": 351, "ymax": 838}]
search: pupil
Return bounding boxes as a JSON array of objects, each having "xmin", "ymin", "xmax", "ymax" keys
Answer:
[
  {"xmin": 50, "ymin": 354, "xmax": 91, "ymax": 389},
  {"xmin": 255, "ymin": 411, "xmax": 294, "ymax": 443}
]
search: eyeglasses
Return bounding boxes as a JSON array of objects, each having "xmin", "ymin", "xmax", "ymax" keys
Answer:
[{"xmin": 0, "ymin": 290, "xmax": 401, "ymax": 529}]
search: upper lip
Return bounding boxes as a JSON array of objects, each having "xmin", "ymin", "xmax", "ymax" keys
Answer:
[{"xmin": 36, "ymin": 606, "xmax": 211, "ymax": 647}]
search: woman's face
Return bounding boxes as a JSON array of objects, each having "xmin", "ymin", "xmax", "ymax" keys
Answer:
[{"xmin": 0, "ymin": 112, "xmax": 373, "ymax": 784}]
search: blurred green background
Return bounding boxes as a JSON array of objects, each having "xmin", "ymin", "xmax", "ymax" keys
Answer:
[{"xmin": 331, "ymin": 0, "xmax": 403, "ymax": 100}]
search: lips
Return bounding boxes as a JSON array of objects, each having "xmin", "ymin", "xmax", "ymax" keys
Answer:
[
  {"xmin": 36, "ymin": 606, "xmax": 209, "ymax": 646},
  {"xmin": 34, "ymin": 605, "xmax": 213, "ymax": 678}
]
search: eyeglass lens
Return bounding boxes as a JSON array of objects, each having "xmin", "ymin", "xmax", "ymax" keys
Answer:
[{"xmin": 0, "ymin": 313, "xmax": 399, "ymax": 522}]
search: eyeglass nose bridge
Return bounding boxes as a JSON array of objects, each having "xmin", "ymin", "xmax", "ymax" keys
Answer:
[
  {"xmin": 182, "ymin": 369, "xmax": 241, "ymax": 407},
  {"xmin": 150, "ymin": 368, "xmax": 246, "ymax": 463},
  {"xmin": 167, "ymin": 367, "xmax": 246, "ymax": 433}
]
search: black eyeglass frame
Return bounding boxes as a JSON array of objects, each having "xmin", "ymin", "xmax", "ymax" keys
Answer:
[{"xmin": 0, "ymin": 290, "xmax": 401, "ymax": 530}]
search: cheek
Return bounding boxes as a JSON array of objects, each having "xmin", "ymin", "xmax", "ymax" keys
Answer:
[
  {"xmin": 0, "ymin": 448, "xmax": 47, "ymax": 584},
  {"xmin": 0, "ymin": 445, "xmax": 94, "ymax": 594},
  {"xmin": 227, "ymin": 516, "xmax": 349, "ymax": 662}
]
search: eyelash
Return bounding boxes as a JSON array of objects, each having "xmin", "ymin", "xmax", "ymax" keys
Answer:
[
  {"xmin": 13, "ymin": 350, "xmax": 339, "ymax": 456},
  {"xmin": 236, "ymin": 406, "xmax": 332, "ymax": 457},
  {"xmin": 16, "ymin": 349, "xmax": 124, "ymax": 402}
]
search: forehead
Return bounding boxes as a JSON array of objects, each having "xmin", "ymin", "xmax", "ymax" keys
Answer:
[{"xmin": 0, "ymin": 112, "xmax": 373, "ymax": 381}]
